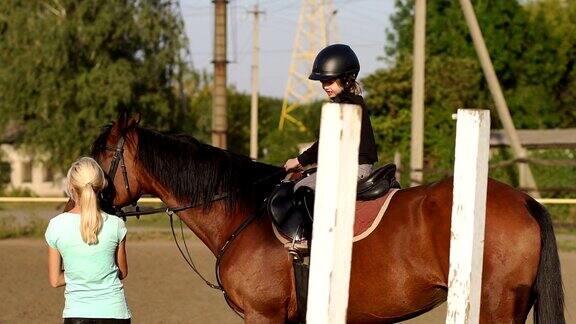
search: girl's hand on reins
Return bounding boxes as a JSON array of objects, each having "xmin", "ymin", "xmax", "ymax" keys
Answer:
[{"xmin": 284, "ymin": 158, "xmax": 301, "ymax": 172}]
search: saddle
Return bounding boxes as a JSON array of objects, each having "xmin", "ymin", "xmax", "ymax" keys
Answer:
[
  {"xmin": 267, "ymin": 163, "xmax": 400, "ymax": 241},
  {"xmin": 266, "ymin": 181, "xmax": 315, "ymax": 242}
]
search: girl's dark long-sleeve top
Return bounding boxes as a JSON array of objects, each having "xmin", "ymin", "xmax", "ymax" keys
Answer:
[{"xmin": 297, "ymin": 92, "xmax": 378, "ymax": 166}]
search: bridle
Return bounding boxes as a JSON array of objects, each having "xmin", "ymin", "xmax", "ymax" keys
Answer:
[
  {"xmin": 103, "ymin": 136, "xmax": 135, "ymax": 212},
  {"xmin": 100, "ymin": 133, "xmax": 283, "ymax": 318}
]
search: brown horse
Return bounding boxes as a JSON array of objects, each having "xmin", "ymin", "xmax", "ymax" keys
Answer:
[{"xmin": 91, "ymin": 115, "xmax": 564, "ymax": 324}]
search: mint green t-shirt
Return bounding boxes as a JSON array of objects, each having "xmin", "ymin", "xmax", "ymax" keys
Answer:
[{"xmin": 45, "ymin": 212, "xmax": 131, "ymax": 319}]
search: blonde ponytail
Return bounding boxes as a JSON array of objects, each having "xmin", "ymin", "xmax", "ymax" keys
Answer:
[
  {"xmin": 65, "ymin": 157, "xmax": 107, "ymax": 245},
  {"xmin": 79, "ymin": 183, "xmax": 102, "ymax": 244}
]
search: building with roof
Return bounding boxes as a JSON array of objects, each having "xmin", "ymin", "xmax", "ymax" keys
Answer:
[{"xmin": 0, "ymin": 122, "xmax": 64, "ymax": 196}]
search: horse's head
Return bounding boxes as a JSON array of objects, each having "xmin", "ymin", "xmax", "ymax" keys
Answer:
[
  {"xmin": 91, "ymin": 112, "xmax": 287, "ymax": 216},
  {"xmin": 91, "ymin": 113, "xmax": 143, "ymax": 213}
]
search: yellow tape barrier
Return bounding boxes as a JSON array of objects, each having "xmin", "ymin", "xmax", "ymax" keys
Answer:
[
  {"xmin": 0, "ymin": 197, "xmax": 162, "ymax": 203},
  {"xmin": 0, "ymin": 197, "xmax": 575, "ymax": 204}
]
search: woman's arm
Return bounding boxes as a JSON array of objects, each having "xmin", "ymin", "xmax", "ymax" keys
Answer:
[
  {"xmin": 116, "ymin": 237, "xmax": 128, "ymax": 280},
  {"xmin": 47, "ymin": 247, "xmax": 65, "ymax": 288}
]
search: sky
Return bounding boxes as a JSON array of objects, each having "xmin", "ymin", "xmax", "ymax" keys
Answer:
[{"xmin": 180, "ymin": 0, "xmax": 396, "ymax": 98}]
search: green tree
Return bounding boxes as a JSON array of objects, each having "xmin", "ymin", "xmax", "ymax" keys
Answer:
[
  {"xmin": 259, "ymin": 100, "xmax": 323, "ymax": 165},
  {"xmin": 0, "ymin": 0, "xmax": 188, "ymax": 171},
  {"xmin": 363, "ymin": 56, "xmax": 484, "ymax": 183},
  {"xmin": 367, "ymin": 0, "xmax": 576, "ymax": 185},
  {"xmin": 180, "ymin": 69, "xmax": 213, "ymax": 143},
  {"xmin": 520, "ymin": 0, "xmax": 576, "ymax": 127}
]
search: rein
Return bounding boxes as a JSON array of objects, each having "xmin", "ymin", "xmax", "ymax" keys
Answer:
[
  {"xmin": 116, "ymin": 192, "xmax": 255, "ymax": 319},
  {"xmin": 113, "ymin": 193, "xmax": 228, "ymax": 218},
  {"xmin": 167, "ymin": 206, "xmax": 262, "ymax": 319}
]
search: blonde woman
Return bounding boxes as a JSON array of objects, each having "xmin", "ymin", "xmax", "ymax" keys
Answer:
[{"xmin": 45, "ymin": 157, "xmax": 131, "ymax": 324}]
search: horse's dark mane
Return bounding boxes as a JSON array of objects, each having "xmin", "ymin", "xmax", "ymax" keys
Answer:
[
  {"xmin": 92, "ymin": 124, "xmax": 285, "ymax": 211},
  {"xmin": 91, "ymin": 124, "xmax": 114, "ymax": 159}
]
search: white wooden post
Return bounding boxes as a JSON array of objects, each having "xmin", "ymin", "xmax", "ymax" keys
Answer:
[
  {"xmin": 306, "ymin": 103, "xmax": 362, "ymax": 324},
  {"xmin": 446, "ymin": 109, "xmax": 490, "ymax": 324}
]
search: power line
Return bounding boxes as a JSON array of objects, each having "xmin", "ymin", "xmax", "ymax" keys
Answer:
[{"xmin": 266, "ymin": 1, "xmax": 301, "ymax": 13}]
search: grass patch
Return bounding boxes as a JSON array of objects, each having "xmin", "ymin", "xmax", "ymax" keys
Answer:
[
  {"xmin": 555, "ymin": 226, "xmax": 576, "ymax": 235},
  {"xmin": 0, "ymin": 205, "xmax": 185, "ymax": 241},
  {"xmin": 558, "ymin": 240, "xmax": 576, "ymax": 252},
  {"xmin": 126, "ymin": 229, "xmax": 196, "ymax": 241},
  {"xmin": 0, "ymin": 216, "xmax": 48, "ymax": 239},
  {"xmin": 0, "ymin": 201, "xmax": 65, "ymax": 215},
  {"xmin": 548, "ymin": 204, "xmax": 576, "ymax": 228},
  {"xmin": 124, "ymin": 212, "xmax": 170, "ymax": 228}
]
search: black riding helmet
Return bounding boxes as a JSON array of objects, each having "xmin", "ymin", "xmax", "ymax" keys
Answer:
[{"xmin": 308, "ymin": 44, "xmax": 360, "ymax": 81}]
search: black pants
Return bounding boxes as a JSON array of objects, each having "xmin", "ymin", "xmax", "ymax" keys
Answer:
[{"xmin": 64, "ymin": 318, "xmax": 131, "ymax": 324}]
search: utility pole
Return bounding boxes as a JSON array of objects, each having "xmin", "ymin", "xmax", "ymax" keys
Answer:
[
  {"xmin": 458, "ymin": 0, "xmax": 540, "ymax": 198},
  {"xmin": 212, "ymin": 0, "xmax": 228, "ymax": 149},
  {"xmin": 410, "ymin": 0, "xmax": 426, "ymax": 186},
  {"xmin": 249, "ymin": 4, "xmax": 263, "ymax": 160}
]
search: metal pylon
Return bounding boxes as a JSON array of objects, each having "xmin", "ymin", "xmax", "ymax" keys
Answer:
[{"xmin": 278, "ymin": 0, "xmax": 336, "ymax": 131}]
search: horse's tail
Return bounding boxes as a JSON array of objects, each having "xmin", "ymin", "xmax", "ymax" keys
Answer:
[{"xmin": 526, "ymin": 197, "xmax": 565, "ymax": 324}]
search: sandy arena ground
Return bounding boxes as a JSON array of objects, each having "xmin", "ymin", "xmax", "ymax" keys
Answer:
[{"xmin": 1, "ymin": 237, "xmax": 574, "ymax": 324}]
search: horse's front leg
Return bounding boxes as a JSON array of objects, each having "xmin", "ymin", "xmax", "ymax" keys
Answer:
[{"xmin": 224, "ymin": 220, "xmax": 298, "ymax": 323}]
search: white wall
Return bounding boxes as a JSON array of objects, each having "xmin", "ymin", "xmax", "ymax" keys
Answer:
[{"xmin": 0, "ymin": 144, "xmax": 64, "ymax": 196}]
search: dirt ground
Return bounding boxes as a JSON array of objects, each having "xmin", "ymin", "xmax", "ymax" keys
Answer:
[{"xmin": 1, "ymin": 237, "xmax": 574, "ymax": 324}]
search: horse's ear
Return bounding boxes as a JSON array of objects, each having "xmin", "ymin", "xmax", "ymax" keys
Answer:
[
  {"xmin": 119, "ymin": 109, "xmax": 129, "ymax": 125},
  {"xmin": 111, "ymin": 110, "xmax": 139, "ymax": 136},
  {"xmin": 127, "ymin": 113, "xmax": 141, "ymax": 128},
  {"xmin": 111, "ymin": 109, "xmax": 130, "ymax": 136}
]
